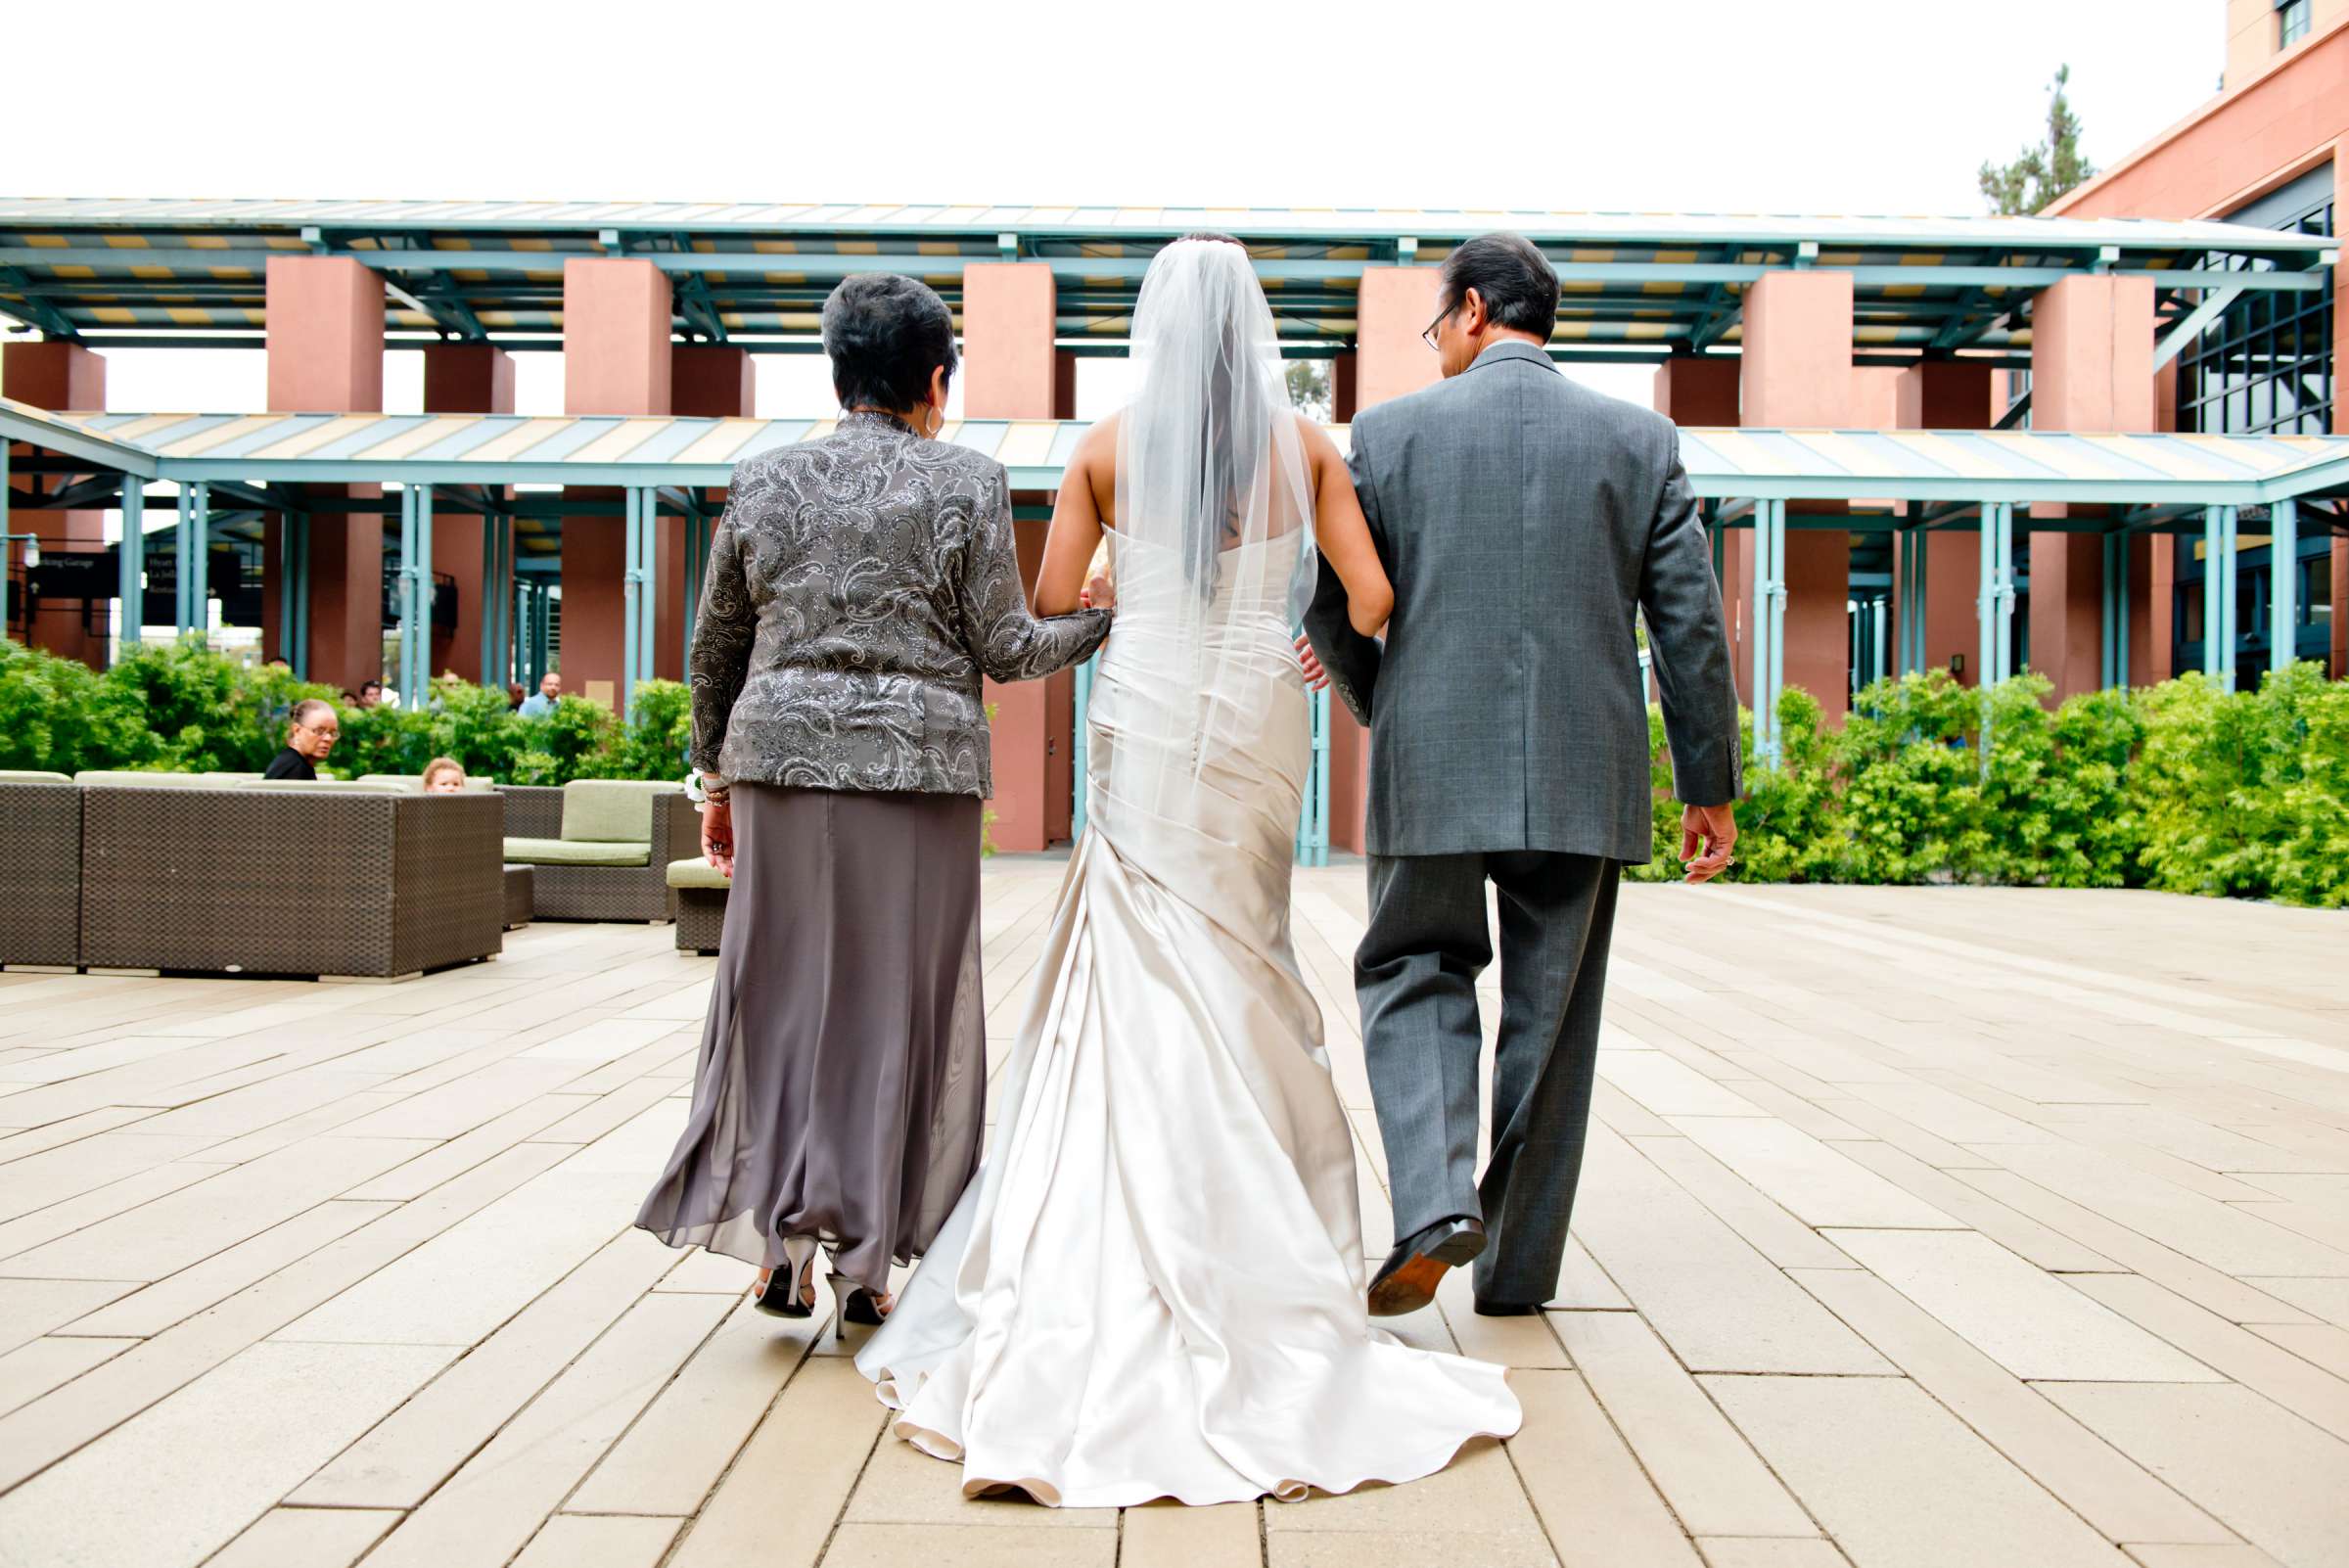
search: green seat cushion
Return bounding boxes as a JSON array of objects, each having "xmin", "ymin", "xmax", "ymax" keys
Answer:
[
  {"xmin": 666, "ymin": 857, "xmax": 731, "ymax": 891},
  {"xmin": 561, "ymin": 779, "xmax": 679, "ymax": 844},
  {"xmin": 0, "ymin": 769, "xmax": 72, "ymax": 783},
  {"xmin": 74, "ymin": 770, "xmax": 220, "ymax": 788},
  {"xmin": 245, "ymin": 779, "xmax": 404, "ymax": 794},
  {"xmin": 503, "ymin": 837, "xmax": 651, "ymax": 867}
]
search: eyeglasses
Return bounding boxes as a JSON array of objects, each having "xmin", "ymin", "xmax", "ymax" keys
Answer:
[{"xmin": 1421, "ymin": 303, "xmax": 1456, "ymax": 352}]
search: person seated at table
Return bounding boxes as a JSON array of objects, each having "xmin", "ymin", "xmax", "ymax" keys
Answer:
[
  {"xmin": 506, "ymin": 682, "xmax": 527, "ymax": 711},
  {"xmin": 263, "ymin": 700, "xmax": 339, "ymax": 781},
  {"xmin": 422, "ymin": 757, "xmax": 467, "ymax": 794}
]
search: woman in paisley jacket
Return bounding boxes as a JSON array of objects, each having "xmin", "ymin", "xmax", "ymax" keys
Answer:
[{"xmin": 635, "ymin": 273, "xmax": 1112, "ymax": 1328}]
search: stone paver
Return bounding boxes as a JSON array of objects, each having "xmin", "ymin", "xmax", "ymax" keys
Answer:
[{"xmin": 0, "ymin": 874, "xmax": 2339, "ymax": 1565}]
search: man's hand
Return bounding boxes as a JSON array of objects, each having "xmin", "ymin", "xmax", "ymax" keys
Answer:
[
  {"xmin": 1679, "ymin": 802, "xmax": 1737, "ymax": 885},
  {"xmin": 702, "ymin": 797, "xmax": 736, "ymax": 880},
  {"xmin": 1294, "ymin": 633, "xmax": 1330, "ymax": 692}
]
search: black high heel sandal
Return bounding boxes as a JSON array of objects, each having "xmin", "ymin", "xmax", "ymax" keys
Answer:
[
  {"xmin": 754, "ymin": 1237, "xmax": 818, "ymax": 1319},
  {"xmin": 825, "ymin": 1270, "xmax": 889, "ymax": 1341}
]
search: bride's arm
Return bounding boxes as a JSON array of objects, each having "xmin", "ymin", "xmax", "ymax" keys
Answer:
[
  {"xmin": 1299, "ymin": 417, "xmax": 1393, "ymax": 638},
  {"xmin": 1033, "ymin": 417, "xmax": 1116, "ymax": 617}
]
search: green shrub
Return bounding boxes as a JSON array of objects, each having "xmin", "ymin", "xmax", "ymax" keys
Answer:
[{"xmin": 6, "ymin": 637, "xmax": 2345, "ymax": 908}]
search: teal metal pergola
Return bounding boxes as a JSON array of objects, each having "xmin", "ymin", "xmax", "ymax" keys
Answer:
[{"xmin": 3, "ymin": 400, "xmax": 2343, "ymax": 765}]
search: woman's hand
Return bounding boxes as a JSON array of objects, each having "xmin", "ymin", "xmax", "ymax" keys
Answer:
[
  {"xmin": 1080, "ymin": 569, "xmax": 1116, "ymax": 611},
  {"xmin": 702, "ymin": 797, "xmax": 735, "ymax": 879}
]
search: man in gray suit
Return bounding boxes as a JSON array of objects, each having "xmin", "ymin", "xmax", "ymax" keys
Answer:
[{"xmin": 1300, "ymin": 233, "xmax": 1742, "ymax": 1317}]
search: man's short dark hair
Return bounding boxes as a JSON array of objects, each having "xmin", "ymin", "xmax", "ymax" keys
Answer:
[
  {"xmin": 821, "ymin": 273, "xmax": 959, "ymax": 414},
  {"xmin": 290, "ymin": 698, "xmax": 335, "ymax": 729},
  {"xmin": 1438, "ymin": 233, "xmax": 1559, "ymax": 342},
  {"xmin": 358, "ymin": 679, "xmax": 382, "ymax": 695}
]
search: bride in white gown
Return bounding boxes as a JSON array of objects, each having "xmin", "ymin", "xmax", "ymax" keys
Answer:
[{"xmin": 854, "ymin": 235, "xmax": 1521, "ymax": 1506}]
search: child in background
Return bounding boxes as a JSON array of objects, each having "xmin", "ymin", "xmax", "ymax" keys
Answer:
[{"xmin": 422, "ymin": 757, "xmax": 467, "ymax": 795}]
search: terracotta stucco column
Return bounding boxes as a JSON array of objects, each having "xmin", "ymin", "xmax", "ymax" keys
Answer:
[
  {"xmin": 1314, "ymin": 265, "xmax": 1450, "ymax": 853},
  {"xmin": 561, "ymin": 258, "xmax": 672, "ymax": 709},
  {"xmin": 1741, "ymin": 270, "xmax": 1858, "ymax": 722},
  {"xmin": 422, "ymin": 345, "xmax": 516, "ymax": 683},
  {"xmin": 2029, "ymin": 275, "xmax": 2155, "ymax": 701},
  {"xmin": 1893, "ymin": 361, "xmax": 1994, "ymax": 684},
  {"xmin": 2, "ymin": 343, "xmax": 109, "ymax": 667},
  {"xmin": 1653, "ymin": 355, "xmax": 1743, "ymax": 698},
  {"xmin": 666, "ymin": 346, "xmax": 755, "ymax": 682},
  {"xmin": 959, "ymin": 261, "xmax": 1072, "ymax": 851},
  {"xmin": 266, "ymin": 255, "xmax": 385, "ymax": 695},
  {"xmin": 962, "ymin": 262, "xmax": 1057, "ymax": 419}
]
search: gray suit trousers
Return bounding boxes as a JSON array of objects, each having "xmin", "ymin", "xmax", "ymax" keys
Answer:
[{"xmin": 1358, "ymin": 850, "xmax": 1620, "ymax": 1307}]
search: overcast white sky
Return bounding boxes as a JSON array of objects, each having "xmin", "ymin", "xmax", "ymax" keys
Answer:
[{"xmin": 9, "ymin": 0, "xmax": 2228, "ymax": 418}]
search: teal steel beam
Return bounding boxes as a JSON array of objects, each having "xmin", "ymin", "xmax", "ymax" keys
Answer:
[
  {"xmin": 2150, "ymin": 287, "xmax": 2244, "ymax": 370},
  {"xmin": 31, "ymin": 246, "xmax": 2299, "ymax": 295},
  {"xmin": 2270, "ymin": 498, "xmax": 2297, "ymax": 672}
]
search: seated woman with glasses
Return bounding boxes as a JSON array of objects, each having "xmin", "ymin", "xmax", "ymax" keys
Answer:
[{"xmin": 262, "ymin": 699, "xmax": 340, "ymax": 781}]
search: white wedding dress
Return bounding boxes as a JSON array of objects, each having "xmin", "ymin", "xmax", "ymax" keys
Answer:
[{"xmin": 854, "ymin": 240, "xmax": 1521, "ymax": 1506}]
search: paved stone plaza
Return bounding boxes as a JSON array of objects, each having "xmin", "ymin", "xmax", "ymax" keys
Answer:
[{"xmin": 0, "ymin": 863, "xmax": 2344, "ymax": 1568}]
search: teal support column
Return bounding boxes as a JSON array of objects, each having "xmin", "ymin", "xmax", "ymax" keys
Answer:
[
  {"xmin": 173, "ymin": 484, "xmax": 191, "ymax": 635},
  {"xmin": 190, "ymin": 482, "xmax": 211, "ymax": 644},
  {"xmin": 1767, "ymin": 499, "xmax": 1786, "ymax": 760},
  {"xmin": 479, "ymin": 511, "xmax": 504, "ymax": 687},
  {"xmin": 395, "ymin": 485, "xmax": 418, "ymax": 706},
  {"xmin": 1072, "ymin": 652, "xmax": 1096, "ymax": 843},
  {"xmin": 2114, "ymin": 532, "xmax": 2129, "ymax": 692},
  {"xmin": 622, "ymin": 488, "xmax": 643, "ymax": 715},
  {"xmin": 638, "ymin": 490, "xmax": 658, "ymax": 699},
  {"xmin": 2201, "ymin": 505, "xmax": 2221, "ymax": 681},
  {"xmin": 2114, "ymin": 532, "xmax": 2133, "ymax": 690},
  {"xmin": 290, "ymin": 515, "xmax": 310, "ymax": 679},
  {"xmin": 2270, "ymin": 497, "xmax": 2298, "ymax": 675},
  {"xmin": 1749, "ymin": 502, "xmax": 1777, "ymax": 764},
  {"xmin": 414, "ymin": 486, "xmax": 434, "ymax": 701},
  {"xmin": 2218, "ymin": 503, "xmax": 2239, "ymax": 695},
  {"xmin": 1992, "ymin": 502, "xmax": 2017, "ymax": 684},
  {"xmin": 117, "ymin": 481, "xmax": 145, "ymax": 664}
]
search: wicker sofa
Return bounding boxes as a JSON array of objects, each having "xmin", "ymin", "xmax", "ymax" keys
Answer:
[
  {"xmin": 501, "ymin": 780, "xmax": 698, "ymax": 923},
  {"xmin": 76, "ymin": 776, "xmax": 504, "ymax": 980},
  {"xmin": 0, "ymin": 771, "xmax": 84, "ymax": 969}
]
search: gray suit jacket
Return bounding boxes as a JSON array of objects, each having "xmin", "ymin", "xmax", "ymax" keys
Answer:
[{"xmin": 1304, "ymin": 340, "xmax": 1740, "ymax": 861}]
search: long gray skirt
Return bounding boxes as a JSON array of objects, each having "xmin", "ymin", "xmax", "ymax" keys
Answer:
[{"xmin": 633, "ymin": 784, "xmax": 986, "ymax": 1293}]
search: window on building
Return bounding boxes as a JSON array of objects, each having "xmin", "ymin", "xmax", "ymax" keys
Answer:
[
  {"xmin": 2278, "ymin": 0, "xmax": 2312, "ymax": 48},
  {"xmin": 2176, "ymin": 168, "xmax": 2333, "ymax": 679}
]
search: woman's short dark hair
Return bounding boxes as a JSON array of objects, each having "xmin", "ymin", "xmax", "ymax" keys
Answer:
[
  {"xmin": 1438, "ymin": 233, "xmax": 1559, "ymax": 341},
  {"xmin": 821, "ymin": 273, "xmax": 958, "ymax": 414}
]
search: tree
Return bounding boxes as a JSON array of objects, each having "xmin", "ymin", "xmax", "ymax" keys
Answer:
[
  {"xmin": 1285, "ymin": 359, "xmax": 1334, "ymax": 422},
  {"xmin": 1979, "ymin": 65, "xmax": 2096, "ymax": 215}
]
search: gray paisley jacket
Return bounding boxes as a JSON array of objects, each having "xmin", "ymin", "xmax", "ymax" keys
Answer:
[{"xmin": 691, "ymin": 411, "xmax": 1111, "ymax": 797}]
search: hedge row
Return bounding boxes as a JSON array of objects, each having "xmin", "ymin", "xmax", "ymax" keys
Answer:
[
  {"xmin": 0, "ymin": 637, "xmax": 691, "ymax": 787},
  {"xmin": 1636, "ymin": 664, "xmax": 2349, "ymax": 909},
  {"xmin": 6, "ymin": 639, "xmax": 2343, "ymax": 907}
]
